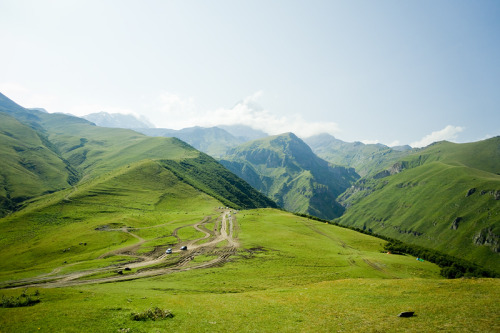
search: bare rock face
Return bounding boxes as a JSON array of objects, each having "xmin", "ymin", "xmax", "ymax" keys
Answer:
[
  {"xmin": 493, "ymin": 190, "xmax": 500, "ymax": 200},
  {"xmin": 451, "ymin": 217, "xmax": 462, "ymax": 230},
  {"xmin": 373, "ymin": 161, "xmax": 408, "ymax": 179},
  {"xmin": 466, "ymin": 188, "xmax": 476, "ymax": 197},
  {"xmin": 473, "ymin": 227, "xmax": 500, "ymax": 253}
]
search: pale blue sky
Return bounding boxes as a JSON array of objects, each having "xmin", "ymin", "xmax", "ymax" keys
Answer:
[{"xmin": 1, "ymin": 0, "xmax": 499, "ymax": 147}]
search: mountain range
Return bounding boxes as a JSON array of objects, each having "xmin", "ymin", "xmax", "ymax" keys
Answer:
[
  {"xmin": 83, "ymin": 111, "xmax": 154, "ymax": 129},
  {"xmin": 1, "ymin": 92, "xmax": 499, "ymax": 274},
  {"xmin": 0, "ymin": 91, "xmax": 499, "ymax": 331},
  {"xmin": 0, "ymin": 93, "xmax": 275, "ymax": 219}
]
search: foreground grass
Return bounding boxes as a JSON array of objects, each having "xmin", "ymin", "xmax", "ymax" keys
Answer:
[
  {"xmin": 0, "ymin": 278, "xmax": 498, "ymax": 332},
  {"xmin": 1, "ymin": 209, "xmax": 499, "ymax": 332}
]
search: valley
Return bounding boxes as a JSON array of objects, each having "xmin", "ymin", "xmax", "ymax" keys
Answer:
[{"xmin": 0, "ymin": 92, "xmax": 498, "ymax": 332}]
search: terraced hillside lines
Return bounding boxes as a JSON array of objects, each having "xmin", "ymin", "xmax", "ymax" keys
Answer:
[{"xmin": 0, "ymin": 210, "xmax": 239, "ymax": 289}]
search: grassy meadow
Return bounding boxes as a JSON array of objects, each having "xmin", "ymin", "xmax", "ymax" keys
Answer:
[{"xmin": 1, "ymin": 206, "xmax": 499, "ymax": 332}]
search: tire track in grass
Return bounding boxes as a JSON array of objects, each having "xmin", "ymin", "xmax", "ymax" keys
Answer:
[{"xmin": 0, "ymin": 210, "xmax": 238, "ymax": 289}]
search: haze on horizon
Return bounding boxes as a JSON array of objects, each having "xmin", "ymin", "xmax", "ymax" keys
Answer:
[{"xmin": 1, "ymin": 0, "xmax": 499, "ymax": 147}]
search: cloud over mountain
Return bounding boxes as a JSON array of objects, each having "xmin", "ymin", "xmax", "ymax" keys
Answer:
[
  {"xmin": 411, "ymin": 125, "xmax": 465, "ymax": 148},
  {"xmin": 150, "ymin": 91, "xmax": 340, "ymax": 137}
]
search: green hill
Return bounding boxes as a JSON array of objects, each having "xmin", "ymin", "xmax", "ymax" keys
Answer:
[
  {"xmin": 220, "ymin": 133, "xmax": 359, "ymax": 219},
  {"xmin": 0, "ymin": 112, "xmax": 77, "ymax": 217},
  {"xmin": 305, "ymin": 133, "xmax": 413, "ymax": 177},
  {"xmin": 0, "ymin": 93, "xmax": 275, "ymax": 215},
  {"xmin": 337, "ymin": 138, "xmax": 500, "ymax": 273},
  {"xmin": 0, "ymin": 158, "xmax": 222, "ymax": 275}
]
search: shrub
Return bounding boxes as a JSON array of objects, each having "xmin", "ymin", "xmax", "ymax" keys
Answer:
[
  {"xmin": 130, "ymin": 307, "xmax": 174, "ymax": 321},
  {"xmin": 1, "ymin": 289, "xmax": 41, "ymax": 308}
]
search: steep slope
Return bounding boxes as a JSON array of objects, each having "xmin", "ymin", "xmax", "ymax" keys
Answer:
[
  {"xmin": 337, "ymin": 138, "xmax": 500, "ymax": 273},
  {"xmin": 305, "ymin": 133, "xmax": 413, "ymax": 177},
  {"xmin": 220, "ymin": 133, "xmax": 359, "ymax": 219},
  {"xmin": 135, "ymin": 126, "xmax": 244, "ymax": 158},
  {"xmin": 0, "ymin": 112, "xmax": 77, "ymax": 216}
]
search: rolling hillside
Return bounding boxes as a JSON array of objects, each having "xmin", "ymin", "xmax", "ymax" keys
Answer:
[
  {"xmin": 1, "ymin": 177, "xmax": 498, "ymax": 331},
  {"xmin": 220, "ymin": 133, "xmax": 359, "ymax": 219},
  {"xmin": 0, "ymin": 93, "xmax": 276, "ymax": 215},
  {"xmin": 337, "ymin": 138, "xmax": 500, "ymax": 273}
]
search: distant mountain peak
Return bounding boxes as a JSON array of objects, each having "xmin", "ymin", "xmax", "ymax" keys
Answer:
[
  {"xmin": 83, "ymin": 111, "xmax": 154, "ymax": 129},
  {"xmin": 217, "ymin": 124, "xmax": 268, "ymax": 141}
]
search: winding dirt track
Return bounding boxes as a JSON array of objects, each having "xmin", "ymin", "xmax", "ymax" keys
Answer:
[{"xmin": 1, "ymin": 210, "xmax": 238, "ymax": 289}]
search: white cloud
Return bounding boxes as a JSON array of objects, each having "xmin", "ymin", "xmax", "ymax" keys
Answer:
[
  {"xmin": 148, "ymin": 91, "xmax": 340, "ymax": 138},
  {"xmin": 145, "ymin": 92, "xmax": 198, "ymax": 129},
  {"xmin": 389, "ymin": 140, "xmax": 400, "ymax": 147},
  {"xmin": 478, "ymin": 133, "xmax": 496, "ymax": 141},
  {"xmin": 0, "ymin": 82, "xmax": 61, "ymax": 113},
  {"xmin": 411, "ymin": 125, "xmax": 465, "ymax": 148},
  {"xmin": 0, "ymin": 82, "xmax": 28, "ymax": 97}
]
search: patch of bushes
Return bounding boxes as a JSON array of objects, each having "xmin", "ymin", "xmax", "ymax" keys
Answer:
[
  {"xmin": 1, "ymin": 289, "xmax": 41, "ymax": 308},
  {"xmin": 383, "ymin": 240, "xmax": 498, "ymax": 279},
  {"xmin": 130, "ymin": 307, "xmax": 174, "ymax": 321}
]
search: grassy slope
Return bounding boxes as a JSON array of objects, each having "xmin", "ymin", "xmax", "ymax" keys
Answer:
[
  {"xmin": 338, "ymin": 138, "xmax": 500, "ymax": 273},
  {"xmin": 0, "ymin": 159, "xmax": 221, "ymax": 279},
  {"xmin": 0, "ymin": 206, "xmax": 498, "ymax": 332},
  {"xmin": 159, "ymin": 155, "xmax": 277, "ymax": 209},
  {"xmin": 36, "ymin": 111, "xmax": 275, "ymax": 210},
  {"xmin": 0, "ymin": 112, "xmax": 75, "ymax": 216},
  {"xmin": 220, "ymin": 133, "xmax": 359, "ymax": 219}
]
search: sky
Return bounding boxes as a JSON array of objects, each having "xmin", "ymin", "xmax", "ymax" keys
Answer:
[{"xmin": 1, "ymin": 0, "xmax": 499, "ymax": 147}]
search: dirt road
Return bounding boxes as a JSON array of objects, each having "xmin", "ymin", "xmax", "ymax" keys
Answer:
[{"xmin": 1, "ymin": 210, "xmax": 239, "ymax": 289}]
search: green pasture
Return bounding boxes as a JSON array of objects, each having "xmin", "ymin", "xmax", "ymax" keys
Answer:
[
  {"xmin": 0, "ymin": 208, "xmax": 498, "ymax": 332},
  {"xmin": 2, "ymin": 278, "xmax": 497, "ymax": 333}
]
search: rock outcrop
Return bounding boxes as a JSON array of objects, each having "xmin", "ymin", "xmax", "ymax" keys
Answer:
[{"xmin": 473, "ymin": 227, "xmax": 500, "ymax": 253}]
